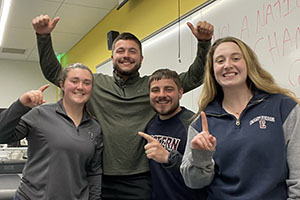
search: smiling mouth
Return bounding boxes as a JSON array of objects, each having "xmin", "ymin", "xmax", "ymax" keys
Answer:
[
  {"xmin": 223, "ymin": 72, "xmax": 237, "ymax": 77},
  {"xmin": 120, "ymin": 62, "xmax": 133, "ymax": 66},
  {"xmin": 156, "ymin": 100, "xmax": 170, "ymax": 104},
  {"xmin": 120, "ymin": 58, "xmax": 134, "ymax": 65},
  {"xmin": 73, "ymin": 92, "xmax": 85, "ymax": 96}
]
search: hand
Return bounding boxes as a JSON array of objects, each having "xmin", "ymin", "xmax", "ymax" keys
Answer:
[
  {"xmin": 187, "ymin": 21, "xmax": 214, "ymax": 41},
  {"xmin": 32, "ymin": 14, "xmax": 60, "ymax": 35},
  {"xmin": 19, "ymin": 84, "xmax": 49, "ymax": 108},
  {"xmin": 138, "ymin": 131, "xmax": 169, "ymax": 163},
  {"xmin": 191, "ymin": 111, "xmax": 216, "ymax": 151}
]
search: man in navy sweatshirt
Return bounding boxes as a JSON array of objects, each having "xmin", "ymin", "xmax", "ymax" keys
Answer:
[{"xmin": 139, "ymin": 69, "xmax": 211, "ymax": 199}]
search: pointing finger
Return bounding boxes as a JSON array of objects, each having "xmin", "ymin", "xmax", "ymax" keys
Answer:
[
  {"xmin": 138, "ymin": 132, "xmax": 156, "ymax": 143},
  {"xmin": 39, "ymin": 84, "xmax": 49, "ymax": 92},
  {"xmin": 201, "ymin": 111, "xmax": 209, "ymax": 132}
]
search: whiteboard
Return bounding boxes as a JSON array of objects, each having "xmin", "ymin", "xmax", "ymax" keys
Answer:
[{"xmin": 97, "ymin": 0, "xmax": 300, "ymax": 112}]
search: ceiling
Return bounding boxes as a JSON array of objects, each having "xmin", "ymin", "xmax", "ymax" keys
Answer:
[{"xmin": 0, "ymin": 0, "xmax": 119, "ymax": 62}]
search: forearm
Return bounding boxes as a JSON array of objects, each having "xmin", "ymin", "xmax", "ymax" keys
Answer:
[
  {"xmin": 180, "ymin": 125, "xmax": 215, "ymax": 189},
  {"xmin": 284, "ymin": 105, "xmax": 300, "ymax": 199},
  {"xmin": 179, "ymin": 40, "xmax": 211, "ymax": 93},
  {"xmin": 36, "ymin": 33, "xmax": 63, "ymax": 87},
  {"xmin": 87, "ymin": 174, "xmax": 102, "ymax": 200},
  {"xmin": 162, "ymin": 150, "xmax": 182, "ymax": 173},
  {"xmin": 88, "ymin": 132, "xmax": 103, "ymax": 200},
  {"xmin": 0, "ymin": 100, "xmax": 30, "ymax": 143}
]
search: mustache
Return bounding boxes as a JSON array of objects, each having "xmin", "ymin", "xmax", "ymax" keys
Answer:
[{"xmin": 120, "ymin": 57, "xmax": 134, "ymax": 63}]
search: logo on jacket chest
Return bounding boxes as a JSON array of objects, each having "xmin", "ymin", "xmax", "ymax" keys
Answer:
[{"xmin": 249, "ymin": 115, "xmax": 275, "ymax": 129}]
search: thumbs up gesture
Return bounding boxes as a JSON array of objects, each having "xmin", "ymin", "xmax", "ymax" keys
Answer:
[
  {"xmin": 187, "ymin": 21, "xmax": 214, "ymax": 41},
  {"xmin": 191, "ymin": 111, "xmax": 216, "ymax": 151},
  {"xmin": 32, "ymin": 14, "xmax": 60, "ymax": 35}
]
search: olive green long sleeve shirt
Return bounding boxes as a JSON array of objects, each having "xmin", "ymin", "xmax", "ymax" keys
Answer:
[{"xmin": 37, "ymin": 34, "xmax": 210, "ymax": 175}]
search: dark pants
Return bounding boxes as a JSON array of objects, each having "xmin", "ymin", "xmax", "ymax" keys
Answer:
[{"xmin": 102, "ymin": 171, "xmax": 152, "ymax": 200}]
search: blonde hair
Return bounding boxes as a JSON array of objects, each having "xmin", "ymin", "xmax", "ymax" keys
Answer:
[{"xmin": 197, "ymin": 36, "xmax": 300, "ymax": 114}]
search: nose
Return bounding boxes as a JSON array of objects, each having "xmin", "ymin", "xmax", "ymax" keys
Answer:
[
  {"xmin": 224, "ymin": 59, "xmax": 233, "ymax": 69},
  {"xmin": 158, "ymin": 90, "xmax": 167, "ymax": 97},
  {"xmin": 123, "ymin": 50, "xmax": 130, "ymax": 58},
  {"xmin": 76, "ymin": 81, "xmax": 84, "ymax": 89}
]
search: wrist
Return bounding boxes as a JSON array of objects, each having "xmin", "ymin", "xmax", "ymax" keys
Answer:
[
  {"xmin": 36, "ymin": 33, "xmax": 51, "ymax": 37},
  {"xmin": 167, "ymin": 150, "xmax": 175, "ymax": 164}
]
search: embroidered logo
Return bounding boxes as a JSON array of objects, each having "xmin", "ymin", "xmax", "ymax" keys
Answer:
[
  {"xmin": 249, "ymin": 115, "xmax": 275, "ymax": 129},
  {"xmin": 88, "ymin": 131, "xmax": 94, "ymax": 140},
  {"xmin": 259, "ymin": 119, "xmax": 266, "ymax": 129}
]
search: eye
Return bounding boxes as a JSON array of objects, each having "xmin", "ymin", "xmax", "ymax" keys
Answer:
[
  {"xmin": 215, "ymin": 58, "xmax": 224, "ymax": 64},
  {"xmin": 165, "ymin": 87, "xmax": 175, "ymax": 92},
  {"xmin": 83, "ymin": 80, "xmax": 92, "ymax": 86},
  {"xmin": 129, "ymin": 48, "xmax": 137, "ymax": 54},
  {"xmin": 151, "ymin": 88, "xmax": 159, "ymax": 93},
  {"xmin": 231, "ymin": 53, "xmax": 243, "ymax": 62},
  {"xmin": 233, "ymin": 56, "xmax": 241, "ymax": 61},
  {"xmin": 70, "ymin": 79, "xmax": 78, "ymax": 84},
  {"xmin": 116, "ymin": 48, "xmax": 125, "ymax": 53}
]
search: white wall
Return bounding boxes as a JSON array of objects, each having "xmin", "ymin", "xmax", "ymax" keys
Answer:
[
  {"xmin": 97, "ymin": 0, "xmax": 300, "ymax": 113},
  {"xmin": 0, "ymin": 59, "xmax": 57, "ymax": 107}
]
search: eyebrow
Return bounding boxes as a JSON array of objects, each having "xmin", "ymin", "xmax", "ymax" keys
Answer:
[
  {"xmin": 150, "ymin": 85, "xmax": 175, "ymax": 89},
  {"xmin": 69, "ymin": 77, "xmax": 92, "ymax": 81},
  {"xmin": 116, "ymin": 46, "xmax": 138, "ymax": 51},
  {"xmin": 215, "ymin": 52, "xmax": 242, "ymax": 58}
]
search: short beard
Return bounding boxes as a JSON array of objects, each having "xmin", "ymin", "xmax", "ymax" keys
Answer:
[
  {"xmin": 151, "ymin": 101, "xmax": 180, "ymax": 117},
  {"xmin": 113, "ymin": 63, "xmax": 141, "ymax": 77}
]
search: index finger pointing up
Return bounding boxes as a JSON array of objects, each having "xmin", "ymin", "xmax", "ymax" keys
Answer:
[
  {"xmin": 39, "ymin": 84, "xmax": 50, "ymax": 92},
  {"xmin": 201, "ymin": 111, "xmax": 209, "ymax": 132}
]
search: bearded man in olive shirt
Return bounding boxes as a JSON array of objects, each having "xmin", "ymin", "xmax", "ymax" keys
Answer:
[{"xmin": 32, "ymin": 14, "xmax": 214, "ymax": 200}]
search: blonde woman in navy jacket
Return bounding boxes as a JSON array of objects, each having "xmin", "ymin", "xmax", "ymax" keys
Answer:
[{"xmin": 181, "ymin": 37, "xmax": 300, "ymax": 199}]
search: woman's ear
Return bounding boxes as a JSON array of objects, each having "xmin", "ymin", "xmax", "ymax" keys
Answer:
[{"xmin": 59, "ymin": 81, "xmax": 64, "ymax": 90}]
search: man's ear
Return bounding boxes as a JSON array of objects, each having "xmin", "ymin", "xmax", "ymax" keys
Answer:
[{"xmin": 179, "ymin": 88, "xmax": 183, "ymax": 99}]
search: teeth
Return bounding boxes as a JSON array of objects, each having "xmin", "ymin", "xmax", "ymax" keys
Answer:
[
  {"xmin": 157, "ymin": 101, "xmax": 169, "ymax": 104},
  {"xmin": 120, "ymin": 59, "xmax": 133, "ymax": 64},
  {"xmin": 74, "ymin": 93, "xmax": 84, "ymax": 96},
  {"xmin": 120, "ymin": 62, "xmax": 132, "ymax": 66},
  {"xmin": 224, "ymin": 72, "xmax": 236, "ymax": 77}
]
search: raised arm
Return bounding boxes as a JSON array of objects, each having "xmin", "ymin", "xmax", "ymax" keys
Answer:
[
  {"xmin": 32, "ymin": 15, "xmax": 63, "ymax": 86},
  {"xmin": 0, "ymin": 85, "xmax": 48, "ymax": 143},
  {"xmin": 180, "ymin": 112, "xmax": 216, "ymax": 189},
  {"xmin": 179, "ymin": 21, "xmax": 214, "ymax": 93}
]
